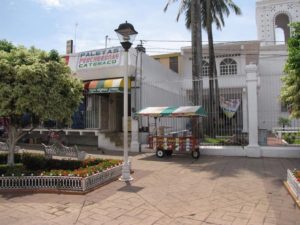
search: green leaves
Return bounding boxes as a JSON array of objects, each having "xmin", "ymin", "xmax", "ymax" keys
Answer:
[
  {"xmin": 281, "ymin": 23, "xmax": 300, "ymax": 118},
  {"xmin": 0, "ymin": 40, "xmax": 83, "ymax": 126}
]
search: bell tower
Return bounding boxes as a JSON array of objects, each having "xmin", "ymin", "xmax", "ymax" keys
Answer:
[{"xmin": 256, "ymin": 0, "xmax": 300, "ymax": 46}]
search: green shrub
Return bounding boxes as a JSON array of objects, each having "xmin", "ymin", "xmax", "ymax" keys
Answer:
[
  {"xmin": 0, "ymin": 153, "xmax": 22, "ymax": 164},
  {"xmin": 45, "ymin": 159, "xmax": 82, "ymax": 171},
  {"xmin": 0, "ymin": 164, "xmax": 25, "ymax": 176},
  {"xmin": 0, "ymin": 153, "xmax": 122, "ymax": 177},
  {"xmin": 283, "ymin": 133, "xmax": 296, "ymax": 144},
  {"xmin": 22, "ymin": 153, "xmax": 47, "ymax": 170}
]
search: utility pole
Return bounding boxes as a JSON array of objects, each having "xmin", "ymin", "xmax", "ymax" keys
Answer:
[
  {"xmin": 105, "ymin": 35, "xmax": 109, "ymax": 49},
  {"xmin": 74, "ymin": 22, "xmax": 78, "ymax": 53}
]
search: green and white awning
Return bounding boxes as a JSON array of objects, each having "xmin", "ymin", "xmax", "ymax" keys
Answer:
[{"xmin": 137, "ymin": 106, "xmax": 207, "ymax": 117}]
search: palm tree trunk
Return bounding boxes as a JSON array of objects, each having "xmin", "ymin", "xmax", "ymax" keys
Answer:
[
  {"xmin": 191, "ymin": 0, "xmax": 203, "ymax": 105},
  {"xmin": 206, "ymin": 0, "xmax": 216, "ymax": 137},
  {"xmin": 191, "ymin": 0, "xmax": 203, "ymax": 137}
]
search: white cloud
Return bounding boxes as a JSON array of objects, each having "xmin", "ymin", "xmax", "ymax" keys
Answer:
[
  {"xmin": 34, "ymin": 0, "xmax": 97, "ymax": 9},
  {"xmin": 35, "ymin": 0, "xmax": 62, "ymax": 8}
]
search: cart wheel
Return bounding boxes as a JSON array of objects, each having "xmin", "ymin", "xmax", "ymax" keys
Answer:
[
  {"xmin": 166, "ymin": 150, "xmax": 173, "ymax": 156},
  {"xmin": 156, "ymin": 149, "xmax": 165, "ymax": 158},
  {"xmin": 191, "ymin": 149, "xmax": 200, "ymax": 159}
]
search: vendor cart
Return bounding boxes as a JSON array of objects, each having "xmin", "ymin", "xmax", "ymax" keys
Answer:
[{"xmin": 137, "ymin": 106, "xmax": 207, "ymax": 159}]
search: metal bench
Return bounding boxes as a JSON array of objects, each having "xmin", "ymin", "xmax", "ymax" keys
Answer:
[
  {"xmin": 0, "ymin": 142, "xmax": 21, "ymax": 153},
  {"xmin": 41, "ymin": 143, "xmax": 86, "ymax": 160}
]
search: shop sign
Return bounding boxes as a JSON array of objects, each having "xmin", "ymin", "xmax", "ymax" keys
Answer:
[{"xmin": 77, "ymin": 47, "xmax": 122, "ymax": 69}]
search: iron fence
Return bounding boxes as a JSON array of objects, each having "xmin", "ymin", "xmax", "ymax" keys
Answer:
[{"xmin": 0, "ymin": 165, "xmax": 122, "ymax": 193}]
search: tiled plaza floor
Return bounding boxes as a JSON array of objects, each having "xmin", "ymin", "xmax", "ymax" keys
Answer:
[{"xmin": 1, "ymin": 153, "xmax": 300, "ymax": 225}]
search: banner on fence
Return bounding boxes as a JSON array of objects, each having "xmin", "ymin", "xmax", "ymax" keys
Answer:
[{"xmin": 220, "ymin": 96, "xmax": 241, "ymax": 118}]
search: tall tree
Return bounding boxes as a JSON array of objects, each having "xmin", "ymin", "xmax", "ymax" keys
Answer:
[
  {"xmin": 281, "ymin": 22, "xmax": 300, "ymax": 118},
  {"xmin": 165, "ymin": 0, "xmax": 203, "ymax": 137},
  {"xmin": 0, "ymin": 40, "xmax": 83, "ymax": 165},
  {"xmin": 164, "ymin": 0, "xmax": 241, "ymax": 137},
  {"xmin": 165, "ymin": 0, "xmax": 203, "ymax": 106}
]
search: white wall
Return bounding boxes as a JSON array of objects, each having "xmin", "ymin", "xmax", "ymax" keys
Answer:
[
  {"xmin": 181, "ymin": 51, "xmax": 246, "ymax": 90},
  {"xmin": 258, "ymin": 48, "xmax": 300, "ymax": 130},
  {"xmin": 258, "ymin": 49, "xmax": 287, "ymax": 130},
  {"xmin": 134, "ymin": 52, "xmax": 189, "ymax": 131},
  {"xmin": 256, "ymin": 0, "xmax": 300, "ymax": 45}
]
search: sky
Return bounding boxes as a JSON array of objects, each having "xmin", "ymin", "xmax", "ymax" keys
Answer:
[{"xmin": 0, "ymin": 0, "xmax": 258, "ymax": 55}]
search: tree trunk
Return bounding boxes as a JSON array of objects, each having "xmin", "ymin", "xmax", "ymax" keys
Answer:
[
  {"xmin": 191, "ymin": 0, "xmax": 203, "ymax": 137},
  {"xmin": 7, "ymin": 125, "xmax": 16, "ymax": 166},
  {"xmin": 6, "ymin": 125, "xmax": 28, "ymax": 166},
  {"xmin": 206, "ymin": 0, "xmax": 217, "ymax": 138}
]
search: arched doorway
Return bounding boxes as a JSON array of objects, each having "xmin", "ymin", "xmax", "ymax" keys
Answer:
[{"xmin": 275, "ymin": 13, "xmax": 290, "ymax": 44}]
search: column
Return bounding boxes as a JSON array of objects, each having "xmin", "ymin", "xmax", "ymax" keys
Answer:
[
  {"xmin": 130, "ymin": 118, "xmax": 139, "ymax": 152},
  {"xmin": 242, "ymin": 88, "xmax": 248, "ymax": 133},
  {"xmin": 245, "ymin": 63, "xmax": 261, "ymax": 157}
]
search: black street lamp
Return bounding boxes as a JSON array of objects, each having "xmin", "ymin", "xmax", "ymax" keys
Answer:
[
  {"xmin": 115, "ymin": 21, "xmax": 138, "ymax": 182},
  {"xmin": 115, "ymin": 21, "xmax": 138, "ymax": 51}
]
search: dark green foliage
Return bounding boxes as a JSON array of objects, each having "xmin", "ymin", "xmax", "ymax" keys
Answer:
[
  {"xmin": 48, "ymin": 49, "xmax": 60, "ymax": 62},
  {"xmin": 0, "ymin": 39, "xmax": 15, "ymax": 52},
  {"xmin": 283, "ymin": 133, "xmax": 296, "ymax": 144},
  {"xmin": 0, "ymin": 153, "xmax": 21, "ymax": 164},
  {"xmin": 21, "ymin": 153, "xmax": 82, "ymax": 171},
  {"xmin": 0, "ymin": 153, "xmax": 121, "ymax": 176},
  {"xmin": 164, "ymin": 0, "xmax": 241, "ymax": 30},
  {"xmin": 44, "ymin": 158, "xmax": 82, "ymax": 171},
  {"xmin": 0, "ymin": 164, "xmax": 25, "ymax": 176},
  {"xmin": 281, "ymin": 22, "xmax": 300, "ymax": 118},
  {"xmin": 21, "ymin": 153, "xmax": 47, "ymax": 170}
]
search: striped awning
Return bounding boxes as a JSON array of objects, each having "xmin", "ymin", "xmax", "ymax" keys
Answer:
[
  {"xmin": 137, "ymin": 106, "xmax": 207, "ymax": 117},
  {"xmin": 85, "ymin": 78, "xmax": 131, "ymax": 94}
]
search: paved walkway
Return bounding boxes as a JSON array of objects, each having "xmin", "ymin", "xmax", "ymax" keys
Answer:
[{"xmin": 1, "ymin": 153, "xmax": 300, "ymax": 225}]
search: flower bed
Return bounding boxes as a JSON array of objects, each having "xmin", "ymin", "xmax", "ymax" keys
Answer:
[
  {"xmin": 0, "ymin": 153, "xmax": 123, "ymax": 193},
  {"xmin": 286, "ymin": 169, "xmax": 300, "ymax": 203}
]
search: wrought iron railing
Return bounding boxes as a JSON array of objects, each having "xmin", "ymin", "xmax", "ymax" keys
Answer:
[{"xmin": 0, "ymin": 165, "xmax": 122, "ymax": 193}]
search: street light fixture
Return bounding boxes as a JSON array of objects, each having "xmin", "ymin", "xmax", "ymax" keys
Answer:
[{"xmin": 115, "ymin": 21, "xmax": 138, "ymax": 182}]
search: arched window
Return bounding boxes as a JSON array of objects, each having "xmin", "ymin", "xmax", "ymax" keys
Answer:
[
  {"xmin": 220, "ymin": 58, "xmax": 237, "ymax": 76},
  {"xmin": 202, "ymin": 60, "xmax": 209, "ymax": 76},
  {"xmin": 275, "ymin": 13, "xmax": 290, "ymax": 44}
]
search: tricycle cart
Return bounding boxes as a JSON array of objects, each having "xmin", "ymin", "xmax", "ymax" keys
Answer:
[{"xmin": 137, "ymin": 106, "xmax": 207, "ymax": 159}]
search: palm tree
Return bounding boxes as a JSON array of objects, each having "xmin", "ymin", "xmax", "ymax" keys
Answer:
[
  {"xmin": 165, "ymin": 0, "xmax": 203, "ymax": 106},
  {"xmin": 165, "ymin": 0, "xmax": 203, "ymax": 137},
  {"xmin": 164, "ymin": 0, "xmax": 241, "ymax": 137}
]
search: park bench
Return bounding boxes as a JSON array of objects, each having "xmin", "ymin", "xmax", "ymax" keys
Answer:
[
  {"xmin": 0, "ymin": 142, "xmax": 21, "ymax": 153},
  {"xmin": 41, "ymin": 143, "xmax": 86, "ymax": 160}
]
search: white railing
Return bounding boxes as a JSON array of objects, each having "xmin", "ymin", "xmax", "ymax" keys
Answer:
[
  {"xmin": 272, "ymin": 127, "xmax": 300, "ymax": 138},
  {"xmin": 0, "ymin": 165, "xmax": 122, "ymax": 193}
]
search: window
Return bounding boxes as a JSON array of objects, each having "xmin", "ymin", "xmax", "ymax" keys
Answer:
[
  {"xmin": 169, "ymin": 56, "xmax": 178, "ymax": 73},
  {"xmin": 220, "ymin": 58, "xmax": 237, "ymax": 75},
  {"xmin": 202, "ymin": 60, "xmax": 209, "ymax": 76}
]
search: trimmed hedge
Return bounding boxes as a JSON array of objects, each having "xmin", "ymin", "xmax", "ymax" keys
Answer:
[
  {"xmin": 0, "ymin": 164, "xmax": 25, "ymax": 176},
  {"xmin": 0, "ymin": 154, "xmax": 22, "ymax": 164}
]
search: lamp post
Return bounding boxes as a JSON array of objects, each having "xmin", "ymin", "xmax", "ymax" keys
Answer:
[{"xmin": 115, "ymin": 21, "xmax": 138, "ymax": 182}]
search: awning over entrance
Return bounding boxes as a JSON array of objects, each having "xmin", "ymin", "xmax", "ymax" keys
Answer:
[
  {"xmin": 85, "ymin": 78, "xmax": 131, "ymax": 94},
  {"xmin": 137, "ymin": 106, "xmax": 207, "ymax": 117}
]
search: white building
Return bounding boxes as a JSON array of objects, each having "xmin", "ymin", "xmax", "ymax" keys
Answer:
[
  {"xmin": 156, "ymin": 0, "xmax": 300, "ymax": 135},
  {"xmin": 66, "ymin": 46, "xmax": 186, "ymax": 150},
  {"xmin": 62, "ymin": 0, "xmax": 300, "ymax": 151}
]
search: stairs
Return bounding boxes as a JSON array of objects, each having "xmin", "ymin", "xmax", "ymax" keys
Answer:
[{"xmin": 97, "ymin": 132, "xmax": 131, "ymax": 151}]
